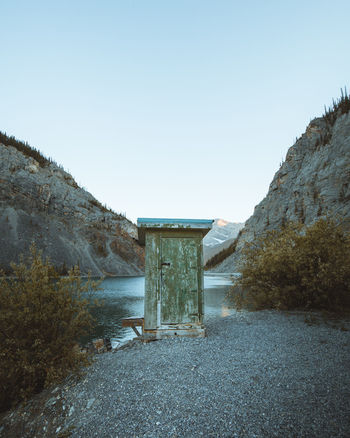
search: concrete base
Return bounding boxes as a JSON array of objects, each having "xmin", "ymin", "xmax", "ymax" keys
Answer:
[{"xmin": 143, "ymin": 324, "xmax": 206, "ymax": 341}]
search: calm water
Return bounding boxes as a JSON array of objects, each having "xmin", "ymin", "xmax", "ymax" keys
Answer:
[{"xmin": 85, "ymin": 274, "xmax": 235, "ymax": 347}]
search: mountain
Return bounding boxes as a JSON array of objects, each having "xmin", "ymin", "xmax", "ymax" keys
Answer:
[
  {"xmin": 0, "ymin": 133, "xmax": 144, "ymax": 276},
  {"xmin": 203, "ymin": 219, "xmax": 244, "ymax": 264},
  {"xmin": 212, "ymin": 93, "xmax": 350, "ymax": 273}
]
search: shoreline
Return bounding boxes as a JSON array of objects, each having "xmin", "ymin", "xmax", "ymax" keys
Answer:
[
  {"xmin": 1, "ymin": 310, "xmax": 349, "ymax": 437},
  {"xmin": 2, "ymin": 272, "xmax": 233, "ymax": 280}
]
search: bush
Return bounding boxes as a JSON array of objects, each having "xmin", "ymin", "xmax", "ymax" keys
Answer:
[
  {"xmin": 0, "ymin": 246, "xmax": 99, "ymax": 412},
  {"xmin": 229, "ymin": 219, "xmax": 350, "ymax": 312}
]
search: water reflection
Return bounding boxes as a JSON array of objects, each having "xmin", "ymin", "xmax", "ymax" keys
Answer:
[{"xmin": 84, "ymin": 274, "xmax": 234, "ymax": 345}]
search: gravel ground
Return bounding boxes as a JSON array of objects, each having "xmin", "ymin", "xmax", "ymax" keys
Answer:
[{"xmin": 1, "ymin": 310, "xmax": 350, "ymax": 438}]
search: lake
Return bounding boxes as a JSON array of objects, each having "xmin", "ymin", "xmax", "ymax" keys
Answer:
[{"xmin": 85, "ymin": 273, "xmax": 235, "ymax": 347}]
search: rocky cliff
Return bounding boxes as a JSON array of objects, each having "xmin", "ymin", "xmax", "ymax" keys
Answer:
[
  {"xmin": 213, "ymin": 98, "xmax": 350, "ymax": 273},
  {"xmin": 0, "ymin": 135, "xmax": 144, "ymax": 276}
]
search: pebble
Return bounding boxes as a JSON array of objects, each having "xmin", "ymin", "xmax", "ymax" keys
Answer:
[
  {"xmin": 86, "ymin": 398, "xmax": 95, "ymax": 409},
  {"xmin": 1, "ymin": 311, "xmax": 349, "ymax": 438},
  {"xmin": 62, "ymin": 311, "xmax": 350, "ymax": 437}
]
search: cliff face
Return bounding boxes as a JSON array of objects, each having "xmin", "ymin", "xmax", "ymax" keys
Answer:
[
  {"xmin": 213, "ymin": 110, "xmax": 350, "ymax": 273},
  {"xmin": 0, "ymin": 142, "xmax": 144, "ymax": 276}
]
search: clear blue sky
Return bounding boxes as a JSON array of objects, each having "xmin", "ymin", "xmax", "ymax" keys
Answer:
[{"xmin": 1, "ymin": 0, "xmax": 349, "ymax": 223}]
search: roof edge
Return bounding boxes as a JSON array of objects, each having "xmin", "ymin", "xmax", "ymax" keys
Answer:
[{"xmin": 137, "ymin": 218, "xmax": 214, "ymax": 245}]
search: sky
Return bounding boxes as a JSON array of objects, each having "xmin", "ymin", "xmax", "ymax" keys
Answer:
[{"xmin": 1, "ymin": 0, "xmax": 350, "ymax": 224}]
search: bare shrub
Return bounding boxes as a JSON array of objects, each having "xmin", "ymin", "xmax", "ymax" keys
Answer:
[
  {"xmin": 0, "ymin": 245, "xmax": 99, "ymax": 412},
  {"xmin": 229, "ymin": 219, "xmax": 350, "ymax": 312}
]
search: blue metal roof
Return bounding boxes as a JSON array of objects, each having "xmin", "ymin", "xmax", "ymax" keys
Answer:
[
  {"xmin": 137, "ymin": 218, "xmax": 213, "ymax": 226},
  {"xmin": 137, "ymin": 218, "xmax": 213, "ymax": 244}
]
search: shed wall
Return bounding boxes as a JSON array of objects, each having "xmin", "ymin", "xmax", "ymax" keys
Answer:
[
  {"xmin": 144, "ymin": 229, "xmax": 204, "ymax": 330},
  {"xmin": 144, "ymin": 232, "xmax": 159, "ymax": 330}
]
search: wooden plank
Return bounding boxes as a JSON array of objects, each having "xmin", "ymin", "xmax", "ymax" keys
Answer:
[
  {"xmin": 144, "ymin": 232, "xmax": 158, "ymax": 330},
  {"xmin": 131, "ymin": 326, "xmax": 142, "ymax": 337},
  {"xmin": 121, "ymin": 317, "xmax": 144, "ymax": 328}
]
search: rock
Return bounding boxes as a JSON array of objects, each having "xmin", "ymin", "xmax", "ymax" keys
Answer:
[
  {"xmin": 213, "ymin": 111, "xmax": 350, "ymax": 272},
  {"xmin": 86, "ymin": 398, "xmax": 95, "ymax": 409},
  {"xmin": 92, "ymin": 339, "xmax": 105, "ymax": 353},
  {"xmin": 90, "ymin": 338, "xmax": 112, "ymax": 354},
  {"xmin": 25, "ymin": 162, "xmax": 39, "ymax": 174}
]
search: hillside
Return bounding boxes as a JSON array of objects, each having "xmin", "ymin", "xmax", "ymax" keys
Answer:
[
  {"xmin": 212, "ymin": 92, "xmax": 350, "ymax": 272},
  {"xmin": 203, "ymin": 219, "xmax": 244, "ymax": 264},
  {"xmin": 0, "ymin": 133, "xmax": 144, "ymax": 276}
]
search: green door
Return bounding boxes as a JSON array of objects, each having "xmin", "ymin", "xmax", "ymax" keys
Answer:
[{"xmin": 160, "ymin": 237, "xmax": 199, "ymax": 324}]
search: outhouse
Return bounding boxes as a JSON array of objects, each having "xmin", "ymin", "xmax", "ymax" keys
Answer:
[{"xmin": 137, "ymin": 218, "xmax": 213, "ymax": 339}]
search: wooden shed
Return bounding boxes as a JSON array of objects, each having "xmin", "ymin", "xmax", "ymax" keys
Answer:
[{"xmin": 137, "ymin": 218, "xmax": 213, "ymax": 339}]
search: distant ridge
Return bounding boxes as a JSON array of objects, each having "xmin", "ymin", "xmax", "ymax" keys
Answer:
[{"xmin": 203, "ymin": 219, "xmax": 244, "ymax": 265}]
